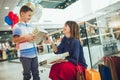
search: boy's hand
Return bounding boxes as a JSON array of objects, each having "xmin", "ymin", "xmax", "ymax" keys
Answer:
[{"xmin": 25, "ymin": 34, "xmax": 36, "ymax": 41}]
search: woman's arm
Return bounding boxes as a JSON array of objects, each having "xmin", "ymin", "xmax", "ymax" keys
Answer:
[
  {"xmin": 66, "ymin": 40, "xmax": 80, "ymax": 65},
  {"xmin": 51, "ymin": 42, "xmax": 58, "ymax": 53},
  {"xmin": 46, "ymin": 36, "xmax": 65, "ymax": 54}
]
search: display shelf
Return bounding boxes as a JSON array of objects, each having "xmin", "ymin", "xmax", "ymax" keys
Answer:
[{"xmin": 78, "ymin": 21, "xmax": 120, "ymax": 68}]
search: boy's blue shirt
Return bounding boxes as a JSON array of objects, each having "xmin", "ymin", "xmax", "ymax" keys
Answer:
[{"xmin": 13, "ymin": 22, "xmax": 38, "ymax": 58}]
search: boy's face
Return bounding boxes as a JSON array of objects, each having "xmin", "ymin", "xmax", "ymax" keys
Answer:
[{"xmin": 21, "ymin": 11, "xmax": 34, "ymax": 22}]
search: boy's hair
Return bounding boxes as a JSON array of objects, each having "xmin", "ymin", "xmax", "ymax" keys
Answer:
[
  {"xmin": 65, "ymin": 21, "xmax": 80, "ymax": 41},
  {"xmin": 20, "ymin": 5, "xmax": 33, "ymax": 15}
]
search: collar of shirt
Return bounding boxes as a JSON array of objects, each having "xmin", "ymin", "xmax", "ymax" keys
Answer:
[{"xmin": 18, "ymin": 22, "xmax": 30, "ymax": 27}]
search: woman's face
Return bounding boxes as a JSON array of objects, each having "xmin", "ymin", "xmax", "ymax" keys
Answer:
[{"xmin": 63, "ymin": 24, "xmax": 70, "ymax": 37}]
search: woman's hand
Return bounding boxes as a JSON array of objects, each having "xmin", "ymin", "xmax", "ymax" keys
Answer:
[
  {"xmin": 43, "ymin": 35, "xmax": 53, "ymax": 44},
  {"xmin": 50, "ymin": 59, "xmax": 68, "ymax": 64},
  {"xmin": 43, "ymin": 34, "xmax": 58, "ymax": 52}
]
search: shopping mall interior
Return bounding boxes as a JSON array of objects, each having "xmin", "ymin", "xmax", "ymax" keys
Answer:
[{"xmin": 0, "ymin": 0, "xmax": 120, "ymax": 80}]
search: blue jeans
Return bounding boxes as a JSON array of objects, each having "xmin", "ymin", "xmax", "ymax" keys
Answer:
[{"xmin": 20, "ymin": 57, "xmax": 40, "ymax": 80}]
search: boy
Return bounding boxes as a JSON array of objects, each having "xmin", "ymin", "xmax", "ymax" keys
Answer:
[{"xmin": 12, "ymin": 4, "xmax": 40, "ymax": 80}]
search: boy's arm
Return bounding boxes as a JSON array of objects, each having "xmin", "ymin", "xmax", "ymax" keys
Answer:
[
  {"xmin": 13, "ymin": 35, "xmax": 27, "ymax": 43},
  {"xmin": 13, "ymin": 27, "xmax": 35, "ymax": 43},
  {"xmin": 13, "ymin": 34, "xmax": 35, "ymax": 43}
]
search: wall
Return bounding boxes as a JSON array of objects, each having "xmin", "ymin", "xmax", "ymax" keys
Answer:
[
  {"xmin": 91, "ymin": 0, "xmax": 120, "ymax": 12},
  {"xmin": 38, "ymin": 8, "xmax": 65, "ymax": 24},
  {"xmin": 64, "ymin": 0, "xmax": 92, "ymax": 20},
  {"xmin": 64, "ymin": 0, "xmax": 120, "ymax": 21}
]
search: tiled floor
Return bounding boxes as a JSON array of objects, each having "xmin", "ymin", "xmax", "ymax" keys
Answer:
[
  {"xmin": 0, "ymin": 53, "xmax": 58, "ymax": 80},
  {"xmin": 0, "ymin": 61, "xmax": 51, "ymax": 80},
  {"xmin": 0, "ymin": 52, "xmax": 120, "ymax": 80}
]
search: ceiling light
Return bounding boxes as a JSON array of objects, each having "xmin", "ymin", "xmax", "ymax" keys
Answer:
[
  {"xmin": 8, "ymin": 27, "xmax": 12, "ymax": 30},
  {"xmin": 4, "ymin": 23, "xmax": 7, "ymax": 25},
  {"xmin": 5, "ymin": 6, "xmax": 9, "ymax": 10},
  {"xmin": 41, "ymin": 26, "xmax": 44, "ymax": 28},
  {"xmin": 64, "ymin": 4, "xmax": 67, "ymax": 7},
  {"xmin": 116, "ymin": 12, "xmax": 119, "ymax": 15},
  {"xmin": 7, "ymin": 38, "xmax": 10, "ymax": 40},
  {"xmin": 66, "ymin": 3, "xmax": 69, "ymax": 6},
  {"xmin": 5, "ymin": 32, "xmax": 7, "ymax": 34}
]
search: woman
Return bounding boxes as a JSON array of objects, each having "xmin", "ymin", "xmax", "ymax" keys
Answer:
[{"xmin": 48, "ymin": 21, "xmax": 87, "ymax": 80}]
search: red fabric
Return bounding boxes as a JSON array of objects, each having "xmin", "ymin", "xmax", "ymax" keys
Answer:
[{"xmin": 49, "ymin": 62, "xmax": 85, "ymax": 80}]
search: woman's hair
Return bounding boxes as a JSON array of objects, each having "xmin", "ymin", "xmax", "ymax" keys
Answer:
[
  {"xmin": 20, "ymin": 5, "xmax": 33, "ymax": 15},
  {"xmin": 65, "ymin": 21, "xmax": 80, "ymax": 41}
]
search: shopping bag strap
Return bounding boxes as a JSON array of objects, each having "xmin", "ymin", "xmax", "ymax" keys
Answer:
[{"xmin": 76, "ymin": 65, "xmax": 83, "ymax": 73}]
